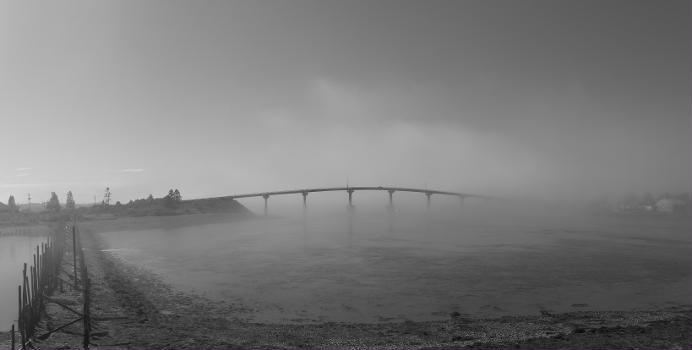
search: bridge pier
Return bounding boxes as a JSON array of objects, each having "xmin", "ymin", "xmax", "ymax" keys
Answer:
[
  {"xmin": 387, "ymin": 190, "xmax": 395, "ymax": 233},
  {"xmin": 346, "ymin": 189, "xmax": 355, "ymax": 234},
  {"xmin": 302, "ymin": 191, "xmax": 309, "ymax": 234},
  {"xmin": 262, "ymin": 194, "xmax": 269, "ymax": 216}
]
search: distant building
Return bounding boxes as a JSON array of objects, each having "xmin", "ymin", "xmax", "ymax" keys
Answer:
[{"xmin": 656, "ymin": 198, "xmax": 685, "ymax": 213}]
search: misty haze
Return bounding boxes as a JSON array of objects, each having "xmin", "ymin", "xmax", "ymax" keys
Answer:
[{"xmin": 1, "ymin": 0, "xmax": 690, "ymax": 349}]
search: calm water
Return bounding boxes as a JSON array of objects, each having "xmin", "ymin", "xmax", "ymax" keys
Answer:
[
  {"xmin": 97, "ymin": 209, "xmax": 692, "ymax": 323},
  {"xmin": 0, "ymin": 231, "xmax": 48, "ymax": 330}
]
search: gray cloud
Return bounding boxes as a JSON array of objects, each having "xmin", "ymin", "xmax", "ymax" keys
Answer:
[{"xmin": 0, "ymin": 0, "xmax": 689, "ymax": 203}]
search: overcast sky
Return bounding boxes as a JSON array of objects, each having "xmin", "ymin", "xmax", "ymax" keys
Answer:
[{"xmin": 1, "ymin": 0, "xmax": 690, "ymax": 204}]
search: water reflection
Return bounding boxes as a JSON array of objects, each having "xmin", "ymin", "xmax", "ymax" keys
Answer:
[
  {"xmin": 0, "ymin": 234, "xmax": 47, "ymax": 330},
  {"xmin": 96, "ymin": 211, "xmax": 692, "ymax": 324}
]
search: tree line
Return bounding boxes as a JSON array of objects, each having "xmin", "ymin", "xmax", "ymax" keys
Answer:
[{"xmin": 2, "ymin": 188, "xmax": 183, "ymax": 213}]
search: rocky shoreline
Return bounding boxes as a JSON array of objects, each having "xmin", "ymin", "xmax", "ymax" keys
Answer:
[{"xmin": 12, "ymin": 225, "xmax": 691, "ymax": 349}]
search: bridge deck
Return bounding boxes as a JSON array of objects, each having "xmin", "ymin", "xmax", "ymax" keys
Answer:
[{"xmin": 217, "ymin": 186, "xmax": 492, "ymax": 200}]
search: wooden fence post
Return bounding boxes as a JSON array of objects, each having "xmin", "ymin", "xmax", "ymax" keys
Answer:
[
  {"xmin": 11, "ymin": 324, "xmax": 15, "ymax": 350},
  {"xmin": 72, "ymin": 226, "xmax": 77, "ymax": 286},
  {"xmin": 18, "ymin": 286, "xmax": 24, "ymax": 349}
]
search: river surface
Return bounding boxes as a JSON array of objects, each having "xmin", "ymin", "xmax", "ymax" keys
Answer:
[
  {"xmin": 96, "ymin": 210, "xmax": 692, "ymax": 323},
  {"xmin": 0, "ymin": 229, "xmax": 48, "ymax": 330}
]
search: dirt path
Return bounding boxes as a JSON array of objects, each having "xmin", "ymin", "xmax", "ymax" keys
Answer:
[{"xmin": 24, "ymin": 226, "xmax": 692, "ymax": 350}]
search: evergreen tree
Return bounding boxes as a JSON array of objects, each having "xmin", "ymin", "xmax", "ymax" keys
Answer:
[
  {"xmin": 8, "ymin": 195, "xmax": 17, "ymax": 213},
  {"xmin": 164, "ymin": 189, "xmax": 182, "ymax": 208},
  {"xmin": 66, "ymin": 191, "xmax": 76, "ymax": 210},
  {"xmin": 46, "ymin": 192, "xmax": 61, "ymax": 212},
  {"xmin": 164, "ymin": 189, "xmax": 175, "ymax": 208}
]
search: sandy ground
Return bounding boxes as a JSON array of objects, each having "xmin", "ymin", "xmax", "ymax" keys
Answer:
[{"xmin": 1, "ymin": 218, "xmax": 690, "ymax": 349}]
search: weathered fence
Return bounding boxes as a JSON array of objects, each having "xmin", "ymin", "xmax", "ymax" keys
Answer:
[
  {"xmin": 77, "ymin": 224, "xmax": 91, "ymax": 349},
  {"xmin": 13, "ymin": 224, "xmax": 64, "ymax": 349},
  {"xmin": 8, "ymin": 219, "xmax": 93, "ymax": 350}
]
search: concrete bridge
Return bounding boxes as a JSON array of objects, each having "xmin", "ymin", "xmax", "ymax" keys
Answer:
[{"xmin": 220, "ymin": 186, "xmax": 494, "ymax": 216}]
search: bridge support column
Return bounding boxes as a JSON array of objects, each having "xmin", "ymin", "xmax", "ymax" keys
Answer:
[
  {"xmin": 302, "ymin": 192, "xmax": 308, "ymax": 218},
  {"xmin": 301, "ymin": 191, "xmax": 309, "ymax": 234},
  {"xmin": 347, "ymin": 189, "xmax": 355, "ymax": 235},
  {"xmin": 262, "ymin": 194, "xmax": 269, "ymax": 216},
  {"xmin": 387, "ymin": 190, "xmax": 395, "ymax": 233}
]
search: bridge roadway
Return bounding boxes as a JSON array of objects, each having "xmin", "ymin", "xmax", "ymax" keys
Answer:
[{"xmin": 217, "ymin": 186, "xmax": 493, "ymax": 216}]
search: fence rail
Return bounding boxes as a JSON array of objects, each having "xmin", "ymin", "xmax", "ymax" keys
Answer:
[{"xmin": 0, "ymin": 227, "xmax": 40, "ymax": 237}]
